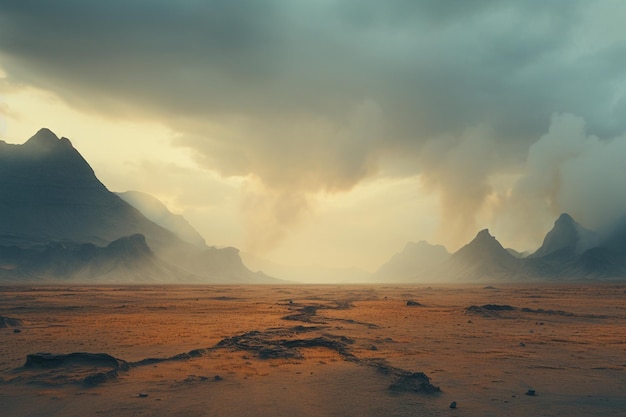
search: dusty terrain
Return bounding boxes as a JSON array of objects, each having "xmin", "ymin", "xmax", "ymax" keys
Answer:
[{"xmin": 1, "ymin": 284, "xmax": 626, "ymax": 416}]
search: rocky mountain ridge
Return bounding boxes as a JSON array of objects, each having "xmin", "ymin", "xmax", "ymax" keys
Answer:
[{"xmin": 0, "ymin": 129, "xmax": 276, "ymax": 283}]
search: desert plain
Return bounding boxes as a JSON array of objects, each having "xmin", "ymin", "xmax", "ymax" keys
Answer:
[{"xmin": 1, "ymin": 284, "xmax": 626, "ymax": 417}]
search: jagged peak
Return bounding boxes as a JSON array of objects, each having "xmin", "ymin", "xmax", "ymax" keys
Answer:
[
  {"xmin": 555, "ymin": 212, "xmax": 575, "ymax": 225},
  {"xmin": 457, "ymin": 228, "xmax": 508, "ymax": 255},
  {"xmin": 475, "ymin": 229, "xmax": 494, "ymax": 240},
  {"xmin": 531, "ymin": 213, "xmax": 598, "ymax": 258},
  {"xmin": 22, "ymin": 128, "xmax": 74, "ymax": 153},
  {"xmin": 24, "ymin": 128, "xmax": 59, "ymax": 145}
]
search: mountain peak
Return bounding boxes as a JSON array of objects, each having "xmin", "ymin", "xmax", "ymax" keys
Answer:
[
  {"xmin": 24, "ymin": 128, "xmax": 60, "ymax": 148},
  {"xmin": 470, "ymin": 229, "xmax": 500, "ymax": 248},
  {"xmin": 531, "ymin": 213, "xmax": 596, "ymax": 258},
  {"xmin": 454, "ymin": 229, "xmax": 511, "ymax": 261},
  {"xmin": 556, "ymin": 212, "xmax": 575, "ymax": 225},
  {"xmin": 476, "ymin": 229, "xmax": 493, "ymax": 239},
  {"xmin": 446, "ymin": 229, "xmax": 519, "ymax": 280}
]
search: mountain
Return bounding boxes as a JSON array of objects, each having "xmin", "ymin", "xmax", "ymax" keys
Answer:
[
  {"xmin": 561, "ymin": 219, "xmax": 626, "ymax": 279},
  {"xmin": 370, "ymin": 214, "xmax": 626, "ymax": 283},
  {"xmin": 437, "ymin": 216, "xmax": 626, "ymax": 282},
  {"xmin": 443, "ymin": 229, "xmax": 522, "ymax": 281},
  {"xmin": 529, "ymin": 213, "xmax": 598, "ymax": 259},
  {"xmin": 0, "ymin": 128, "xmax": 179, "ymax": 249},
  {"xmin": 373, "ymin": 241, "xmax": 450, "ymax": 282},
  {"xmin": 0, "ymin": 128, "xmax": 275, "ymax": 283},
  {"xmin": 0, "ymin": 234, "xmax": 193, "ymax": 283},
  {"xmin": 117, "ymin": 191, "xmax": 206, "ymax": 247}
]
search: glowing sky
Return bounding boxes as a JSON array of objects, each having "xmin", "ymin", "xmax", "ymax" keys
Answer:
[{"xmin": 1, "ymin": 1, "xmax": 625, "ymax": 271}]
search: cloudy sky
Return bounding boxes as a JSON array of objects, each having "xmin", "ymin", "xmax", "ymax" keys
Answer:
[{"xmin": 1, "ymin": 1, "xmax": 625, "ymax": 271}]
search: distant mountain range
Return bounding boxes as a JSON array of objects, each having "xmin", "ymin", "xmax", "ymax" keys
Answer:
[
  {"xmin": 2, "ymin": 128, "xmax": 625, "ymax": 284},
  {"xmin": 0, "ymin": 128, "xmax": 277, "ymax": 283},
  {"xmin": 377, "ymin": 213, "xmax": 626, "ymax": 282}
]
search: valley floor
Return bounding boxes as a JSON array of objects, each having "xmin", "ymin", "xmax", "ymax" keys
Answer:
[{"xmin": 1, "ymin": 284, "xmax": 626, "ymax": 417}]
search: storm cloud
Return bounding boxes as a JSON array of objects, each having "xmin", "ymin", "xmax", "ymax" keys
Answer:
[{"xmin": 1, "ymin": 1, "xmax": 625, "ymax": 251}]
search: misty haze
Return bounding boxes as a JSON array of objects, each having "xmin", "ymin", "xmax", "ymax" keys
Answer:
[{"xmin": 2, "ymin": 2, "xmax": 626, "ymax": 417}]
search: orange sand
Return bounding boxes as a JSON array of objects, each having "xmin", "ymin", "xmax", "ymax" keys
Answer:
[{"xmin": 1, "ymin": 284, "xmax": 626, "ymax": 416}]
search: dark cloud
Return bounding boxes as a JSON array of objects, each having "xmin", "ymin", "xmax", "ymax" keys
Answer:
[{"xmin": 1, "ymin": 1, "xmax": 624, "ymax": 248}]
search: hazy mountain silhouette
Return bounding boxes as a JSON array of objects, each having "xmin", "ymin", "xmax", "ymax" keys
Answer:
[
  {"xmin": 0, "ymin": 128, "xmax": 178, "ymax": 248},
  {"xmin": 530, "ymin": 213, "xmax": 598, "ymax": 259},
  {"xmin": 3, "ymin": 129, "xmax": 625, "ymax": 283},
  {"xmin": 373, "ymin": 213, "xmax": 626, "ymax": 282},
  {"xmin": 560, "ymin": 218, "xmax": 626, "ymax": 279},
  {"xmin": 521, "ymin": 214, "xmax": 626, "ymax": 280},
  {"xmin": 374, "ymin": 241, "xmax": 450, "ymax": 282},
  {"xmin": 118, "ymin": 191, "xmax": 206, "ymax": 247},
  {"xmin": 0, "ymin": 234, "xmax": 195, "ymax": 283},
  {"xmin": 0, "ymin": 129, "xmax": 276, "ymax": 283},
  {"xmin": 442, "ymin": 229, "xmax": 522, "ymax": 281}
]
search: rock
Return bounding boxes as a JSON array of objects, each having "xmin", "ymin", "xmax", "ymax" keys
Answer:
[
  {"xmin": 406, "ymin": 300, "xmax": 423, "ymax": 306},
  {"xmin": 464, "ymin": 304, "xmax": 515, "ymax": 318},
  {"xmin": 24, "ymin": 352, "xmax": 129, "ymax": 371},
  {"xmin": 388, "ymin": 371, "xmax": 440, "ymax": 394},
  {"xmin": 139, "ymin": 393, "xmax": 148, "ymax": 398},
  {"xmin": 526, "ymin": 389, "xmax": 536, "ymax": 396},
  {"xmin": 214, "ymin": 375, "xmax": 223, "ymax": 381},
  {"xmin": 22, "ymin": 352, "xmax": 130, "ymax": 386},
  {"xmin": 0, "ymin": 316, "xmax": 23, "ymax": 328},
  {"xmin": 450, "ymin": 401, "xmax": 457, "ymax": 409},
  {"xmin": 13, "ymin": 328, "xmax": 22, "ymax": 333}
]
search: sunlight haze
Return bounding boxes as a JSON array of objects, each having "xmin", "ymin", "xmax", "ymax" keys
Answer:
[{"xmin": 1, "ymin": 1, "xmax": 625, "ymax": 273}]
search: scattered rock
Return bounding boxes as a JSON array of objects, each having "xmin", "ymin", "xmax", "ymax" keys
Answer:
[
  {"xmin": 526, "ymin": 389, "xmax": 536, "ymax": 396},
  {"xmin": 183, "ymin": 375, "xmax": 208, "ymax": 383},
  {"xmin": 450, "ymin": 401, "xmax": 457, "ymax": 409},
  {"xmin": 0, "ymin": 316, "xmax": 23, "ymax": 328},
  {"xmin": 482, "ymin": 304, "xmax": 515, "ymax": 311},
  {"xmin": 406, "ymin": 300, "xmax": 423, "ymax": 307},
  {"xmin": 521, "ymin": 307, "xmax": 574, "ymax": 317},
  {"xmin": 519, "ymin": 342, "xmax": 526, "ymax": 347},
  {"xmin": 214, "ymin": 375, "xmax": 223, "ymax": 381},
  {"xmin": 388, "ymin": 371, "xmax": 440, "ymax": 394},
  {"xmin": 13, "ymin": 328, "xmax": 22, "ymax": 333},
  {"xmin": 465, "ymin": 304, "xmax": 515, "ymax": 318},
  {"xmin": 24, "ymin": 352, "xmax": 129, "ymax": 371},
  {"xmin": 19, "ymin": 352, "xmax": 130, "ymax": 386},
  {"xmin": 138, "ymin": 393, "xmax": 148, "ymax": 398},
  {"xmin": 216, "ymin": 330, "xmax": 356, "ymax": 361}
]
